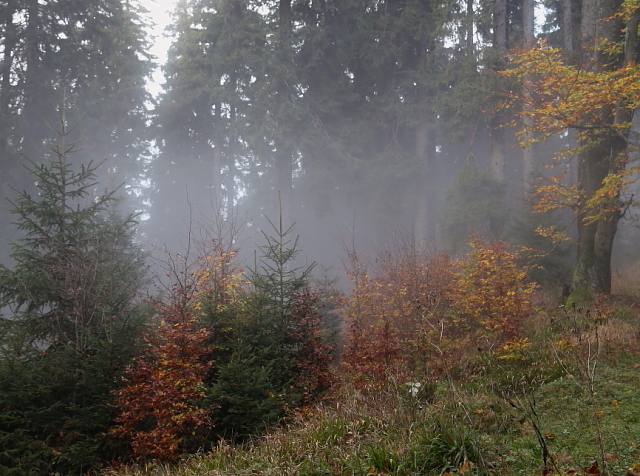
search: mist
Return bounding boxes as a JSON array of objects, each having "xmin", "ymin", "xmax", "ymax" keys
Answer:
[{"xmin": 1, "ymin": 0, "xmax": 639, "ymax": 295}]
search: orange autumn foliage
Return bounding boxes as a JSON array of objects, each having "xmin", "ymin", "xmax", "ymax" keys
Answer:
[
  {"xmin": 342, "ymin": 237, "xmax": 538, "ymax": 381},
  {"xmin": 341, "ymin": 245, "xmax": 456, "ymax": 380},
  {"xmin": 193, "ymin": 249, "xmax": 246, "ymax": 313},
  {"xmin": 501, "ymin": 41, "xmax": 640, "ymax": 146},
  {"xmin": 499, "ymin": 41, "xmax": 640, "ymax": 233},
  {"xmin": 448, "ymin": 236, "xmax": 538, "ymax": 342}
]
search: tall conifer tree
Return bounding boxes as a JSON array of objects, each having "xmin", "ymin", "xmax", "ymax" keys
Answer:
[
  {"xmin": 0, "ymin": 0, "xmax": 152, "ymax": 257},
  {"xmin": 0, "ymin": 105, "xmax": 149, "ymax": 474}
]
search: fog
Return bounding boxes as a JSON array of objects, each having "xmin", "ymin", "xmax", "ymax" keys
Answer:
[{"xmin": 1, "ymin": 0, "xmax": 639, "ymax": 295}]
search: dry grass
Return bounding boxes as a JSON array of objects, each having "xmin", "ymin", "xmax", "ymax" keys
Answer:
[
  {"xmin": 611, "ymin": 262, "xmax": 640, "ymax": 298},
  {"xmin": 581, "ymin": 317, "xmax": 639, "ymax": 349}
]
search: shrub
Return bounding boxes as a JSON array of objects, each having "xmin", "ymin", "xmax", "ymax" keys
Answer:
[
  {"xmin": 341, "ymin": 242, "xmax": 455, "ymax": 381},
  {"xmin": 110, "ymin": 291, "xmax": 213, "ymax": 461},
  {"xmin": 447, "ymin": 236, "xmax": 538, "ymax": 343},
  {"xmin": 342, "ymin": 235, "xmax": 539, "ymax": 383}
]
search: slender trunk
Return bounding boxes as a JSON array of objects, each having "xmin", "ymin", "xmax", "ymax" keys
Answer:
[
  {"xmin": 1, "ymin": 1, "xmax": 16, "ymax": 119},
  {"xmin": 466, "ymin": 0, "xmax": 474, "ymax": 56},
  {"xmin": 0, "ymin": 0, "xmax": 17, "ymax": 162},
  {"xmin": 277, "ymin": 146, "xmax": 294, "ymax": 230},
  {"xmin": 494, "ymin": 0, "xmax": 507, "ymax": 51},
  {"xmin": 489, "ymin": 0, "xmax": 507, "ymax": 184},
  {"xmin": 212, "ymin": 101, "xmax": 223, "ymax": 202},
  {"xmin": 276, "ymin": 0, "xmax": 294, "ymax": 228},
  {"xmin": 23, "ymin": 0, "xmax": 47, "ymax": 159},
  {"xmin": 521, "ymin": 0, "xmax": 536, "ymax": 194},
  {"xmin": 559, "ymin": 0, "xmax": 579, "ymax": 239},
  {"xmin": 489, "ymin": 117, "xmax": 506, "ymax": 183},
  {"xmin": 413, "ymin": 125, "xmax": 436, "ymax": 248},
  {"xmin": 413, "ymin": 36, "xmax": 435, "ymax": 247}
]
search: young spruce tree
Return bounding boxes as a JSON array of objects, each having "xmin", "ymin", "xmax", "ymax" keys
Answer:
[
  {"xmin": 205, "ymin": 216, "xmax": 335, "ymax": 440},
  {"xmin": 0, "ymin": 106, "xmax": 148, "ymax": 474}
]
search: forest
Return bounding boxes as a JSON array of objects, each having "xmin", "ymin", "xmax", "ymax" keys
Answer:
[{"xmin": 0, "ymin": 0, "xmax": 639, "ymax": 474}]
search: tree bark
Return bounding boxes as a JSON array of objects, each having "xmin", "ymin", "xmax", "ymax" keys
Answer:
[
  {"xmin": 0, "ymin": 0, "xmax": 17, "ymax": 162},
  {"xmin": 521, "ymin": 0, "xmax": 536, "ymax": 194},
  {"xmin": 277, "ymin": 145, "xmax": 294, "ymax": 230},
  {"xmin": 413, "ymin": 125, "xmax": 436, "ymax": 248},
  {"xmin": 560, "ymin": 0, "xmax": 574, "ymax": 51},
  {"xmin": 23, "ymin": 0, "xmax": 49, "ymax": 160},
  {"xmin": 465, "ymin": 0, "xmax": 474, "ymax": 57},
  {"xmin": 489, "ymin": 0, "xmax": 507, "ymax": 184},
  {"xmin": 212, "ymin": 101, "xmax": 223, "ymax": 204},
  {"xmin": 573, "ymin": 0, "xmax": 629, "ymax": 295},
  {"xmin": 276, "ymin": 0, "xmax": 294, "ymax": 228}
]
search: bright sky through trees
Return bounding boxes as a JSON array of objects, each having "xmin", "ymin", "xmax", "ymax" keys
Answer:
[{"xmin": 144, "ymin": 0, "xmax": 176, "ymax": 96}]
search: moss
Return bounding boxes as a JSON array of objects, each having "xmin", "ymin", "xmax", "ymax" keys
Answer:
[{"xmin": 566, "ymin": 285, "xmax": 593, "ymax": 306}]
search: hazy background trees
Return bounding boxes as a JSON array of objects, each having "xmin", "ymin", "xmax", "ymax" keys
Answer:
[
  {"xmin": 150, "ymin": 0, "xmax": 636, "ymax": 295},
  {"xmin": 0, "ymin": 0, "xmax": 152, "ymax": 258},
  {"xmin": 0, "ymin": 0, "xmax": 635, "ymax": 314}
]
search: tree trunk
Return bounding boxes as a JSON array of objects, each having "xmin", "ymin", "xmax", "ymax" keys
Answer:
[
  {"xmin": 212, "ymin": 101, "xmax": 223, "ymax": 203},
  {"xmin": 0, "ymin": 0, "xmax": 17, "ymax": 162},
  {"xmin": 23, "ymin": 0, "xmax": 48, "ymax": 160},
  {"xmin": 277, "ymin": 145, "xmax": 294, "ymax": 229},
  {"xmin": 572, "ymin": 0, "xmax": 628, "ymax": 296},
  {"xmin": 413, "ymin": 125, "xmax": 436, "ymax": 248},
  {"xmin": 560, "ymin": 0, "xmax": 574, "ymax": 52},
  {"xmin": 574, "ymin": 137, "xmax": 616, "ymax": 294},
  {"xmin": 521, "ymin": 0, "xmax": 536, "ymax": 194},
  {"xmin": 465, "ymin": 0, "xmax": 474, "ymax": 57},
  {"xmin": 412, "ymin": 35, "xmax": 435, "ymax": 248},
  {"xmin": 1, "ymin": 1, "xmax": 16, "ymax": 120},
  {"xmin": 489, "ymin": 0, "xmax": 507, "ymax": 184},
  {"xmin": 276, "ymin": 0, "xmax": 294, "ymax": 228},
  {"xmin": 624, "ymin": 7, "xmax": 640, "ymax": 64}
]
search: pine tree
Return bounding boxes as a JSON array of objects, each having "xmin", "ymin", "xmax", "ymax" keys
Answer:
[{"xmin": 0, "ymin": 106, "xmax": 149, "ymax": 474}]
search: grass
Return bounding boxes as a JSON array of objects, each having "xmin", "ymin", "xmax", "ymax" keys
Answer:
[{"xmin": 103, "ymin": 298, "xmax": 640, "ymax": 476}]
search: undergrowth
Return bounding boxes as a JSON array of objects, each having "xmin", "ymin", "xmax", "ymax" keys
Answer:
[{"xmin": 104, "ymin": 295, "xmax": 640, "ymax": 476}]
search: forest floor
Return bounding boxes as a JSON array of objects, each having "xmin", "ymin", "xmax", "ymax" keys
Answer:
[{"xmin": 105, "ymin": 297, "xmax": 640, "ymax": 476}]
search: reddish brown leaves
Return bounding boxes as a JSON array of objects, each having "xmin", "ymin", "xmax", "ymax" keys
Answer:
[
  {"xmin": 288, "ymin": 287, "xmax": 339, "ymax": 404},
  {"xmin": 110, "ymin": 295, "xmax": 213, "ymax": 461},
  {"xmin": 341, "ymin": 246, "xmax": 455, "ymax": 381}
]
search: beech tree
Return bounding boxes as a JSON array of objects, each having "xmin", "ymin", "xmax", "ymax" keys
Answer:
[
  {"xmin": 110, "ymin": 293, "xmax": 213, "ymax": 461},
  {"xmin": 500, "ymin": 36, "xmax": 640, "ymax": 295}
]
